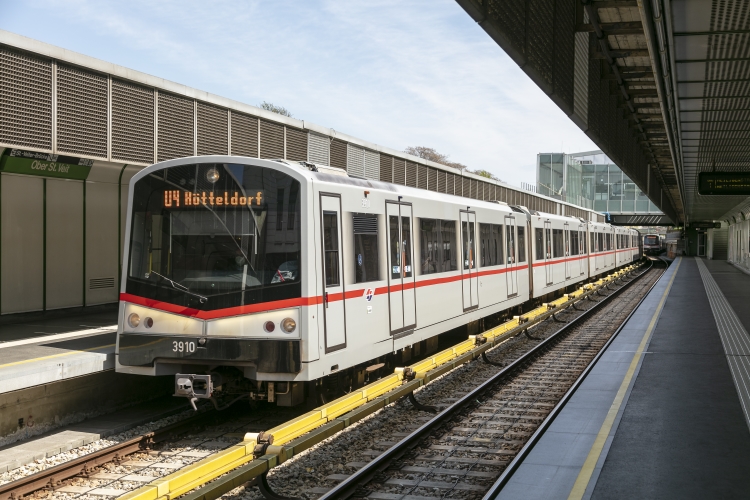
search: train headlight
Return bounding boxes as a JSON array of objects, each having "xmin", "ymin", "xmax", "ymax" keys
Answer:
[
  {"xmin": 264, "ymin": 321, "xmax": 276, "ymax": 333},
  {"xmin": 128, "ymin": 313, "xmax": 140, "ymax": 328},
  {"xmin": 206, "ymin": 168, "xmax": 220, "ymax": 183},
  {"xmin": 281, "ymin": 318, "xmax": 296, "ymax": 333}
]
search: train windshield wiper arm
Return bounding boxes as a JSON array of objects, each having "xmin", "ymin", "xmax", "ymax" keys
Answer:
[{"xmin": 146, "ymin": 271, "xmax": 208, "ymax": 303}]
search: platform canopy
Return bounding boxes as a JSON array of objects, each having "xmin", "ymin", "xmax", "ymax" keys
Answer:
[{"xmin": 456, "ymin": 0, "xmax": 750, "ymax": 226}]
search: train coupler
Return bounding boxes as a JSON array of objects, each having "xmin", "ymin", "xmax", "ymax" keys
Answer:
[{"xmin": 174, "ymin": 373, "xmax": 218, "ymax": 410}]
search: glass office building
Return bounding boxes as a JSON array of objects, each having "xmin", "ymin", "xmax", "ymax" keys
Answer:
[{"xmin": 536, "ymin": 150, "xmax": 661, "ymax": 214}]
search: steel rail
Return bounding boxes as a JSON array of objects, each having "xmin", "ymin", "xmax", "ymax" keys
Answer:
[
  {"xmin": 483, "ymin": 258, "xmax": 665, "ymax": 499},
  {"xmin": 319, "ymin": 259, "xmax": 658, "ymax": 500},
  {"xmin": 0, "ymin": 409, "xmax": 217, "ymax": 500}
]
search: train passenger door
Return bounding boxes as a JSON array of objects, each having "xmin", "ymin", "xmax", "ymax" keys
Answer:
[
  {"xmin": 386, "ymin": 201, "xmax": 416, "ymax": 335},
  {"xmin": 320, "ymin": 194, "xmax": 346, "ymax": 353},
  {"xmin": 579, "ymin": 225, "xmax": 586, "ymax": 275},
  {"xmin": 544, "ymin": 221, "xmax": 553, "ymax": 286},
  {"xmin": 461, "ymin": 211, "xmax": 479, "ymax": 310},
  {"xmin": 564, "ymin": 223, "xmax": 571, "ymax": 280},
  {"xmin": 505, "ymin": 215, "xmax": 519, "ymax": 297}
]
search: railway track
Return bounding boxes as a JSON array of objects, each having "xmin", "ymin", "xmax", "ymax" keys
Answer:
[
  {"xmin": 0, "ymin": 405, "xmax": 302, "ymax": 500},
  {"xmin": 317, "ymin": 259, "xmax": 664, "ymax": 500}
]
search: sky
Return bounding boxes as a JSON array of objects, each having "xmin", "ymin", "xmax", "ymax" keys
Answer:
[{"xmin": 0, "ymin": 0, "xmax": 599, "ymax": 187}]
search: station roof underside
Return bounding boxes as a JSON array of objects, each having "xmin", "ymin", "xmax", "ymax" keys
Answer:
[{"xmin": 457, "ymin": 0, "xmax": 750, "ymax": 226}]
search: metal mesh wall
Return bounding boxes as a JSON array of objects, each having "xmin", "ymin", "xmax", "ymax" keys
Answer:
[
  {"xmin": 286, "ymin": 126, "xmax": 307, "ymax": 161},
  {"xmin": 380, "ymin": 154, "xmax": 393, "ymax": 182},
  {"xmin": 230, "ymin": 112, "xmax": 258, "ymax": 157},
  {"xmin": 308, "ymin": 132, "xmax": 329, "ymax": 164},
  {"xmin": 259, "ymin": 120, "xmax": 283, "ymax": 159},
  {"xmin": 0, "ymin": 49, "xmax": 52, "ymax": 150},
  {"xmin": 417, "ymin": 164, "xmax": 428, "ymax": 189},
  {"xmin": 429, "ymin": 167, "xmax": 438, "ymax": 192},
  {"xmin": 157, "ymin": 93, "xmax": 194, "ymax": 162},
  {"xmin": 330, "ymin": 139, "xmax": 347, "ymax": 169},
  {"xmin": 406, "ymin": 162, "xmax": 417, "ymax": 187},
  {"xmin": 394, "ymin": 159, "xmax": 406, "ymax": 185},
  {"xmin": 364, "ymin": 150, "xmax": 380, "ymax": 180},
  {"xmin": 347, "ymin": 143, "xmax": 365, "ymax": 178},
  {"xmin": 57, "ymin": 65, "xmax": 107, "ymax": 158},
  {"xmin": 197, "ymin": 102, "xmax": 227, "ymax": 156},
  {"xmin": 112, "ymin": 80, "xmax": 153, "ymax": 163}
]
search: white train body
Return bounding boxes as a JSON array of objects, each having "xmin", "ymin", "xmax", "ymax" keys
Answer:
[{"xmin": 115, "ymin": 157, "xmax": 639, "ymax": 401}]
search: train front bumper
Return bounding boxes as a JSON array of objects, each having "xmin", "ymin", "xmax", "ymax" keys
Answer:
[{"xmin": 117, "ymin": 333, "xmax": 301, "ymax": 373}]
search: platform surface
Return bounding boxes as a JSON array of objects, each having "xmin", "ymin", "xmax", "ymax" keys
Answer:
[
  {"xmin": 0, "ymin": 307, "xmax": 117, "ymax": 394},
  {"xmin": 498, "ymin": 257, "xmax": 750, "ymax": 499}
]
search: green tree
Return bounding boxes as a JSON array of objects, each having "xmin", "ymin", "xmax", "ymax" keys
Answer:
[{"xmin": 260, "ymin": 101, "xmax": 293, "ymax": 117}]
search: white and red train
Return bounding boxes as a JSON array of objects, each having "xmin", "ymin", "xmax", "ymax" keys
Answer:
[{"xmin": 116, "ymin": 157, "xmax": 640, "ymax": 407}]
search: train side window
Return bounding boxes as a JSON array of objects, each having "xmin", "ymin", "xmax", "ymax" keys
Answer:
[
  {"xmin": 535, "ymin": 228, "xmax": 544, "ymax": 260},
  {"xmin": 581, "ymin": 231, "xmax": 586, "ymax": 253},
  {"xmin": 598, "ymin": 233, "xmax": 604, "ymax": 252},
  {"xmin": 571, "ymin": 231, "xmax": 579, "ymax": 255},
  {"xmin": 553, "ymin": 229, "xmax": 564, "ymax": 258},
  {"xmin": 353, "ymin": 214, "xmax": 379, "ymax": 283},
  {"xmin": 441, "ymin": 220, "xmax": 458, "ymax": 272},
  {"xmin": 480, "ymin": 223, "xmax": 492, "ymax": 267},
  {"xmin": 591, "ymin": 232, "xmax": 595, "ymax": 253},
  {"xmin": 517, "ymin": 226, "xmax": 526, "ymax": 263},
  {"xmin": 323, "ymin": 212, "xmax": 340, "ymax": 286},
  {"xmin": 402, "ymin": 216, "xmax": 413, "ymax": 278},
  {"xmin": 506, "ymin": 223, "xmax": 516, "ymax": 264},
  {"xmin": 421, "ymin": 219, "xmax": 441, "ymax": 275},
  {"xmin": 389, "ymin": 216, "xmax": 401, "ymax": 279}
]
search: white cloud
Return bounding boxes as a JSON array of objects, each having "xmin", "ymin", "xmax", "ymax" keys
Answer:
[{"xmin": 1, "ymin": 0, "xmax": 598, "ymax": 186}]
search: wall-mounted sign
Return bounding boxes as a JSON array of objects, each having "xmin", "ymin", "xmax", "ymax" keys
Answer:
[
  {"xmin": 163, "ymin": 190, "xmax": 263, "ymax": 208},
  {"xmin": 698, "ymin": 172, "xmax": 750, "ymax": 196},
  {"xmin": 0, "ymin": 148, "xmax": 93, "ymax": 180}
]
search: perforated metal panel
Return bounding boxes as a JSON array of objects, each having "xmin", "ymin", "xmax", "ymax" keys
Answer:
[
  {"xmin": 308, "ymin": 132, "xmax": 329, "ymax": 164},
  {"xmin": 380, "ymin": 154, "xmax": 393, "ymax": 182},
  {"xmin": 0, "ymin": 49, "xmax": 52, "ymax": 150},
  {"xmin": 330, "ymin": 139, "xmax": 347, "ymax": 170},
  {"xmin": 573, "ymin": 32, "xmax": 589, "ymax": 127},
  {"xmin": 259, "ymin": 120, "xmax": 283, "ymax": 159},
  {"xmin": 416, "ymin": 164, "xmax": 427, "ymax": 189},
  {"xmin": 428, "ymin": 168, "xmax": 437, "ymax": 191},
  {"xmin": 347, "ymin": 143, "xmax": 365, "ymax": 178},
  {"xmin": 112, "ymin": 80, "xmax": 153, "ymax": 164},
  {"xmin": 197, "ymin": 102, "xmax": 227, "ymax": 155},
  {"xmin": 286, "ymin": 127, "xmax": 307, "ymax": 161},
  {"xmin": 364, "ymin": 150, "xmax": 379, "ymax": 180},
  {"xmin": 394, "ymin": 159, "xmax": 405, "ymax": 185},
  {"xmin": 406, "ymin": 162, "xmax": 417, "ymax": 187},
  {"xmin": 57, "ymin": 65, "xmax": 107, "ymax": 158},
  {"xmin": 157, "ymin": 93, "xmax": 194, "ymax": 162},
  {"xmin": 230, "ymin": 112, "xmax": 258, "ymax": 157}
]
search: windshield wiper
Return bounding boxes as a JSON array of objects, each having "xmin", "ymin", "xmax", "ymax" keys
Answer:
[{"xmin": 146, "ymin": 271, "xmax": 208, "ymax": 303}]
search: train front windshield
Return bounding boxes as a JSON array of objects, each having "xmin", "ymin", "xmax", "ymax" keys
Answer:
[
  {"xmin": 126, "ymin": 163, "xmax": 301, "ymax": 310},
  {"xmin": 644, "ymin": 236, "xmax": 658, "ymax": 245}
]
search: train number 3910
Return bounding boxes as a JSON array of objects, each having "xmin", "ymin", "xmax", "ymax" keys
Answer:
[{"xmin": 173, "ymin": 341, "xmax": 196, "ymax": 353}]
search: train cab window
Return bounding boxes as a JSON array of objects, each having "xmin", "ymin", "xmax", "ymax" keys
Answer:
[
  {"xmin": 323, "ymin": 212, "xmax": 340, "ymax": 286},
  {"xmin": 553, "ymin": 229, "xmax": 564, "ymax": 258},
  {"xmin": 517, "ymin": 226, "xmax": 526, "ymax": 263},
  {"xmin": 126, "ymin": 162, "xmax": 301, "ymax": 311},
  {"xmin": 535, "ymin": 228, "xmax": 544, "ymax": 260},
  {"xmin": 353, "ymin": 214, "xmax": 379, "ymax": 283}
]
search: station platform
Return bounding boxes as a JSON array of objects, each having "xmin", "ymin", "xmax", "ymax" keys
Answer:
[
  {"xmin": 0, "ymin": 305, "xmax": 117, "ymax": 394},
  {"xmin": 498, "ymin": 257, "xmax": 750, "ymax": 499}
]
